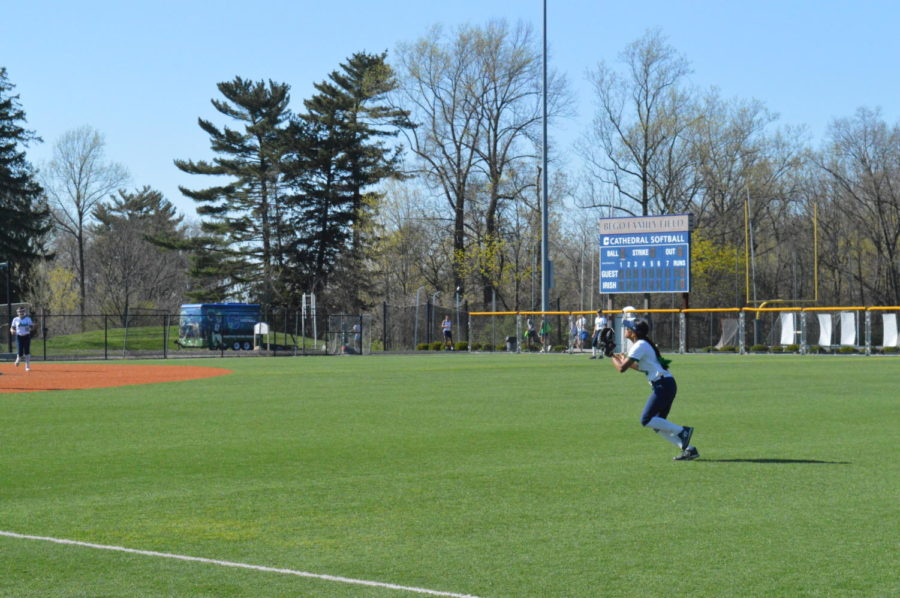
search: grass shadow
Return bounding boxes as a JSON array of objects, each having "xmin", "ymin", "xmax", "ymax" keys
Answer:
[{"xmin": 701, "ymin": 458, "xmax": 851, "ymax": 465}]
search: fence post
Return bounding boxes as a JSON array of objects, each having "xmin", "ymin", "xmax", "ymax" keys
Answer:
[
  {"xmin": 678, "ymin": 312, "xmax": 686, "ymax": 354},
  {"xmin": 799, "ymin": 311, "xmax": 807, "ymax": 354},
  {"xmin": 464, "ymin": 299, "xmax": 470, "ymax": 351},
  {"xmin": 556, "ymin": 297, "xmax": 562, "ymax": 347},
  {"xmin": 382, "ymin": 301, "xmax": 388, "ymax": 352},
  {"xmin": 426, "ymin": 299, "xmax": 432, "ymax": 346},
  {"xmin": 516, "ymin": 314, "xmax": 522, "ymax": 353},
  {"xmin": 864, "ymin": 309, "xmax": 872, "ymax": 356},
  {"xmin": 41, "ymin": 309, "xmax": 47, "ymax": 361},
  {"xmin": 293, "ymin": 309, "xmax": 299, "ymax": 356},
  {"xmin": 491, "ymin": 288, "xmax": 496, "ymax": 350},
  {"xmin": 104, "ymin": 315, "xmax": 108, "ymax": 360},
  {"xmin": 739, "ymin": 311, "xmax": 746, "ymax": 354},
  {"xmin": 163, "ymin": 314, "xmax": 169, "ymax": 359},
  {"xmin": 284, "ymin": 309, "xmax": 289, "ymax": 357},
  {"xmin": 272, "ymin": 308, "xmax": 278, "ymax": 357}
]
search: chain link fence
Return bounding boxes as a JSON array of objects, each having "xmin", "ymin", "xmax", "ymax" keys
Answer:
[
  {"xmin": 3, "ymin": 304, "xmax": 897, "ymax": 361},
  {"xmin": 6, "ymin": 308, "xmax": 331, "ymax": 361}
]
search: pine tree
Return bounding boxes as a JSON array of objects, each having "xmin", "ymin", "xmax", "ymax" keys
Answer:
[
  {"xmin": 285, "ymin": 52, "xmax": 410, "ymax": 309},
  {"xmin": 0, "ymin": 67, "xmax": 51, "ymax": 301},
  {"xmin": 91, "ymin": 186, "xmax": 189, "ymax": 318},
  {"xmin": 175, "ymin": 77, "xmax": 292, "ymax": 304}
]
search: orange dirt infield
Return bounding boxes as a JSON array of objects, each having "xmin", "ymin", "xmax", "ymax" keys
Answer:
[{"xmin": 0, "ymin": 363, "xmax": 233, "ymax": 393}]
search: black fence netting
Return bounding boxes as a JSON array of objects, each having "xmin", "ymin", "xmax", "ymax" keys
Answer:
[
  {"xmin": 11, "ymin": 308, "xmax": 329, "ymax": 361},
  {"xmin": 3, "ymin": 304, "xmax": 897, "ymax": 361}
]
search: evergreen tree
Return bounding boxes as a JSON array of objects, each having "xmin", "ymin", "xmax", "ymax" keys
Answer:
[
  {"xmin": 0, "ymin": 67, "xmax": 52, "ymax": 300},
  {"xmin": 91, "ymin": 186, "xmax": 189, "ymax": 320},
  {"xmin": 175, "ymin": 77, "xmax": 292, "ymax": 304},
  {"xmin": 284, "ymin": 52, "xmax": 410, "ymax": 309}
]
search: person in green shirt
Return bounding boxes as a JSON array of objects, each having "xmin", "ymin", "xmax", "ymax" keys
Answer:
[{"xmin": 539, "ymin": 318, "xmax": 551, "ymax": 353}]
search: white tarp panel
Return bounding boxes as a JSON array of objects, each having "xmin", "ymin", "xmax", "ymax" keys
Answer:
[
  {"xmin": 779, "ymin": 312, "xmax": 796, "ymax": 345},
  {"xmin": 840, "ymin": 311, "xmax": 857, "ymax": 346},
  {"xmin": 817, "ymin": 314, "xmax": 832, "ymax": 347},
  {"xmin": 882, "ymin": 313, "xmax": 899, "ymax": 347},
  {"xmin": 715, "ymin": 318, "xmax": 739, "ymax": 349}
]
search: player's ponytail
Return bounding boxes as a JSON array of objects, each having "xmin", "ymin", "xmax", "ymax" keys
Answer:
[
  {"xmin": 647, "ymin": 337, "xmax": 672, "ymax": 370},
  {"xmin": 633, "ymin": 320, "xmax": 672, "ymax": 370}
]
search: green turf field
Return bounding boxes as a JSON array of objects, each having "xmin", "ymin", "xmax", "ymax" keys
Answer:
[{"xmin": 2, "ymin": 354, "xmax": 896, "ymax": 597}]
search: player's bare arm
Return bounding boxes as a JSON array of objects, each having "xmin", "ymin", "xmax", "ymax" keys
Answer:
[{"xmin": 611, "ymin": 353, "xmax": 637, "ymax": 373}]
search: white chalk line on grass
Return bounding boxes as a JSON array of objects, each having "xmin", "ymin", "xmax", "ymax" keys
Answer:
[{"xmin": 0, "ymin": 530, "xmax": 482, "ymax": 598}]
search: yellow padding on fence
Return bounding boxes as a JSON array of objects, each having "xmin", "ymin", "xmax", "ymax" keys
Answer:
[{"xmin": 469, "ymin": 306, "xmax": 897, "ymax": 316}]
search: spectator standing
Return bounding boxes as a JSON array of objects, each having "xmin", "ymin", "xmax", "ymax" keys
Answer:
[
  {"xmin": 441, "ymin": 315, "xmax": 454, "ymax": 350},
  {"xmin": 524, "ymin": 317, "xmax": 538, "ymax": 351},
  {"xmin": 591, "ymin": 310, "xmax": 608, "ymax": 359},
  {"xmin": 575, "ymin": 314, "xmax": 588, "ymax": 352},
  {"xmin": 10, "ymin": 306, "xmax": 33, "ymax": 371},
  {"xmin": 567, "ymin": 315, "xmax": 578, "ymax": 353},
  {"xmin": 539, "ymin": 318, "xmax": 551, "ymax": 352}
]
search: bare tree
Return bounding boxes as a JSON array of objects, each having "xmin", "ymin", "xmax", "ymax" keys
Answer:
[
  {"xmin": 814, "ymin": 108, "xmax": 900, "ymax": 305},
  {"xmin": 579, "ymin": 29, "xmax": 697, "ymax": 217},
  {"xmin": 363, "ymin": 179, "xmax": 455, "ymax": 349},
  {"xmin": 690, "ymin": 92, "xmax": 778, "ymax": 240},
  {"xmin": 394, "ymin": 20, "xmax": 568, "ymax": 304},
  {"xmin": 394, "ymin": 24, "xmax": 483, "ymax": 294},
  {"xmin": 468, "ymin": 20, "xmax": 570, "ymax": 304},
  {"xmin": 41, "ymin": 126, "xmax": 129, "ymax": 316}
]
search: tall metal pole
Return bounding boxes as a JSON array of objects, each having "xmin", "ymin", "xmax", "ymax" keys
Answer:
[{"xmin": 540, "ymin": 0, "xmax": 550, "ymax": 313}]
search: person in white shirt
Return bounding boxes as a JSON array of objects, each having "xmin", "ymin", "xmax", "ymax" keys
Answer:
[
  {"xmin": 523, "ymin": 317, "xmax": 539, "ymax": 351},
  {"xmin": 575, "ymin": 314, "xmax": 588, "ymax": 352},
  {"xmin": 441, "ymin": 315, "xmax": 454, "ymax": 350},
  {"xmin": 567, "ymin": 315, "xmax": 578, "ymax": 353},
  {"xmin": 611, "ymin": 319, "xmax": 698, "ymax": 460},
  {"xmin": 10, "ymin": 306, "xmax": 34, "ymax": 371},
  {"xmin": 590, "ymin": 310, "xmax": 607, "ymax": 359}
]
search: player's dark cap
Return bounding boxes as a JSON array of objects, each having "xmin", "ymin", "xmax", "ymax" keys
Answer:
[{"xmin": 623, "ymin": 319, "xmax": 649, "ymax": 336}]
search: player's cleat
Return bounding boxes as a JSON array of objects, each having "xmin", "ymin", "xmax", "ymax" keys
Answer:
[
  {"xmin": 25, "ymin": 366, "xmax": 31, "ymax": 372},
  {"xmin": 15, "ymin": 356, "xmax": 20, "ymax": 367},
  {"xmin": 589, "ymin": 355, "xmax": 596, "ymax": 359},
  {"xmin": 674, "ymin": 446, "xmax": 699, "ymax": 461},
  {"xmin": 677, "ymin": 426, "xmax": 694, "ymax": 450}
]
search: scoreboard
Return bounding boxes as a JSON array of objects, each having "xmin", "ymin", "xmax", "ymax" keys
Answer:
[{"xmin": 598, "ymin": 215, "xmax": 692, "ymax": 294}]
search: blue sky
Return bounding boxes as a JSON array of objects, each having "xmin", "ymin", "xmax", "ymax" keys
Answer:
[{"xmin": 3, "ymin": 0, "xmax": 898, "ymax": 220}]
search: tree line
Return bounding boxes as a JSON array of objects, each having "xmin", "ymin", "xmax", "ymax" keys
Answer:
[{"xmin": 1, "ymin": 25, "xmax": 897, "ymax": 324}]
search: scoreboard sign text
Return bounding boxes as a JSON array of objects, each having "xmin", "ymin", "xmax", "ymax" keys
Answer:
[{"xmin": 598, "ymin": 215, "xmax": 691, "ymax": 294}]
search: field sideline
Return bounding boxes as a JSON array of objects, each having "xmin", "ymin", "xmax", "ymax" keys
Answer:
[{"xmin": 2, "ymin": 354, "xmax": 896, "ymax": 597}]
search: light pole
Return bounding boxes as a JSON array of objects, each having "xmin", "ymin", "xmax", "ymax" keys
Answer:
[{"xmin": 540, "ymin": 0, "xmax": 551, "ymax": 314}]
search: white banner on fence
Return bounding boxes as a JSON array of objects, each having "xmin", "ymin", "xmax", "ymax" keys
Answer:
[
  {"xmin": 780, "ymin": 311, "xmax": 796, "ymax": 345},
  {"xmin": 817, "ymin": 314, "xmax": 833, "ymax": 347},
  {"xmin": 779, "ymin": 312, "xmax": 796, "ymax": 345},
  {"xmin": 840, "ymin": 312, "xmax": 857, "ymax": 346},
  {"xmin": 883, "ymin": 314, "xmax": 899, "ymax": 347}
]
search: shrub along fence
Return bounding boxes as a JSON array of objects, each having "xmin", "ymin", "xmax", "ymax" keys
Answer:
[{"xmin": 466, "ymin": 306, "xmax": 900, "ymax": 356}]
